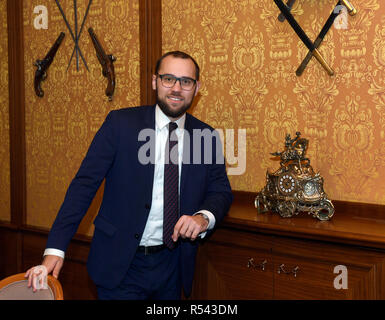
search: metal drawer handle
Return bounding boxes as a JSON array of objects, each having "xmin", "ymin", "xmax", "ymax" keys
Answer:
[
  {"xmin": 247, "ymin": 258, "xmax": 267, "ymax": 271},
  {"xmin": 277, "ymin": 264, "xmax": 300, "ymax": 277}
]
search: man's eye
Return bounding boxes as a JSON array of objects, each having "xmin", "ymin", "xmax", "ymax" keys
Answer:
[
  {"xmin": 181, "ymin": 78, "xmax": 193, "ymax": 85},
  {"xmin": 164, "ymin": 76, "xmax": 175, "ymax": 82}
]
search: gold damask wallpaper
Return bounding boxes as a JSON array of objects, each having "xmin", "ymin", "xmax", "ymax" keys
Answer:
[
  {"xmin": 162, "ymin": 0, "xmax": 385, "ymax": 205},
  {"xmin": 15, "ymin": 0, "xmax": 385, "ymax": 233},
  {"xmin": 0, "ymin": 0, "xmax": 10, "ymax": 222},
  {"xmin": 23, "ymin": 0, "xmax": 140, "ymax": 233}
]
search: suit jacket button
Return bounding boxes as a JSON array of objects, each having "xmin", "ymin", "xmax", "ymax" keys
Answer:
[
  {"xmin": 135, "ymin": 234, "xmax": 140, "ymax": 239},
  {"xmin": 145, "ymin": 204, "xmax": 150, "ymax": 209}
]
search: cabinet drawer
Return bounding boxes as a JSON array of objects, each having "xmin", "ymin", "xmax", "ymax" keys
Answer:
[
  {"xmin": 273, "ymin": 237, "xmax": 385, "ymax": 299},
  {"xmin": 192, "ymin": 228, "xmax": 274, "ymax": 299}
]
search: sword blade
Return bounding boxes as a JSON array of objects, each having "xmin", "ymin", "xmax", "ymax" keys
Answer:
[
  {"xmin": 78, "ymin": 0, "xmax": 92, "ymax": 40},
  {"xmin": 74, "ymin": 0, "xmax": 79, "ymax": 71},
  {"xmin": 55, "ymin": 0, "xmax": 89, "ymax": 71},
  {"xmin": 274, "ymin": 0, "xmax": 315, "ymax": 50},
  {"xmin": 55, "ymin": 0, "xmax": 76, "ymax": 41},
  {"xmin": 67, "ymin": 0, "xmax": 92, "ymax": 71},
  {"xmin": 273, "ymin": 0, "xmax": 334, "ymax": 76}
]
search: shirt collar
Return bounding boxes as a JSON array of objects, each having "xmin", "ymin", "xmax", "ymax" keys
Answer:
[{"xmin": 155, "ymin": 104, "xmax": 186, "ymax": 131}]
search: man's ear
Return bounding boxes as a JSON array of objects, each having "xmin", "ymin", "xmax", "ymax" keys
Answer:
[{"xmin": 152, "ymin": 74, "xmax": 157, "ymax": 90}]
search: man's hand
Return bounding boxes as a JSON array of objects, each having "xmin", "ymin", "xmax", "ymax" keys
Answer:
[
  {"xmin": 172, "ymin": 214, "xmax": 209, "ymax": 242},
  {"xmin": 24, "ymin": 255, "xmax": 64, "ymax": 292}
]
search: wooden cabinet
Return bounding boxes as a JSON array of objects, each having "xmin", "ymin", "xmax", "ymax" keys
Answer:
[
  {"xmin": 190, "ymin": 192, "xmax": 385, "ymax": 300},
  {"xmin": 192, "ymin": 228, "xmax": 385, "ymax": 299}
]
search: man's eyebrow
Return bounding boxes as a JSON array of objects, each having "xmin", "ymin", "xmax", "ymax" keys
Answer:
[{"xmin": 162, "ymin": 73, "xmax": 195, "ymax": 80}]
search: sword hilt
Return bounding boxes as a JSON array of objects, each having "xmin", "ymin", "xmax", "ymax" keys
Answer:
[
  {"xmin": 340, "ymin": 0, "xmax": 357, "ymax": 16},
  {"xmin": 312, "ymin": 49, "xmax": 334, "ymax": 76}
]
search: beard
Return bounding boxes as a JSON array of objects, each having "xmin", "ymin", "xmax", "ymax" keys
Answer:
[{"xmin": 156, "ymin": 89, "xmax": 194, "ymax": 119}]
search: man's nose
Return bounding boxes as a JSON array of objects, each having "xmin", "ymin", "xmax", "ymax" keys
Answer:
[{"xmin": 171, "ymin": 79, "xmax": 183, "ymax": 91}]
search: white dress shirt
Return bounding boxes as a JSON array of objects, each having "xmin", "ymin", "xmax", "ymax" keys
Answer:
[{"xmin": 44, "ymin": 105, "xmax": 215, "ymax": 259}]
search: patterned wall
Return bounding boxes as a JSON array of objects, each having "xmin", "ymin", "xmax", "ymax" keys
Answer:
[
  {"xmin": 23, "ymin": 0, "xmax": 140, "ymax": 233},
  {"xmin": 0, "ymin": 0, "xmax": 10, "ymax": 222},
  {"xmin": 162, "ymin": 0, "xmax": 385, "ymax": 205}
]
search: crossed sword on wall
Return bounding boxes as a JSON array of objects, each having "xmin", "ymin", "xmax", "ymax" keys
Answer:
[
  {"xmin": 274, "ymin": 0, "xmax": 357, "ymax": 76},
  {"xmin": 54, "ymin": 0, "xmax": 92, "ymax": 71}
]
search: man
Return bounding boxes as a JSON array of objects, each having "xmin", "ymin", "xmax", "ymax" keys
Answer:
[{"xmin": 25, "ymin": 51, "xmax": 233, "ymax": 299}]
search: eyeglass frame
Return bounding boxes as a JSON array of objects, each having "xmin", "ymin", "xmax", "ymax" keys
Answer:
[{"xmin": 156, "ymin": 73, "xmax": 198, "ymax": 91}]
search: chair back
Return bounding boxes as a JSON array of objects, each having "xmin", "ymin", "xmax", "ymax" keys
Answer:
[{"xmin": 0, "ymin": 273, "xmax": 63, "ymax": 300}]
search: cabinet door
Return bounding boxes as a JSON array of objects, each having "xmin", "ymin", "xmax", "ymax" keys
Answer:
[
  {"xmin": 191, "ymin": 228, "xmax": 274, "ymax": 299},
  {"xmin": 273, "ymin": 237, "xmax": 385, "ymax": 299}
]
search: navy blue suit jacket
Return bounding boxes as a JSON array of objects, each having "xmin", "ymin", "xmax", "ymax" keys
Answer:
[{"xmin": 46, "ymin": 105, "xmax": 233, "ymax": 296}]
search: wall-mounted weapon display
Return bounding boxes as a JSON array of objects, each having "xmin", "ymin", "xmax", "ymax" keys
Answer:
[
  {"xmin": 296, "ymin": 1, "xmax": 343, "ymax": 76},
  {"xmin": 55, "ymin": 0, "xmax": 90, "ymax": 71},
  {"xmin": 88, "ymin": 27, "xmax": 116, "ymax": 101},
  {"xmin": 33, "ymin": 32, "xmax": 65, "ymax": 98},
  {"xmin": 274, "ymin": 0, "xmax": 357, "ymax": 76},
  {"xmin": 67, "ymin": 0, "xmax": 92, "ymax": 71},
  {"xmin": 296, "ymin": 0, "xmax": 356, "ymax": 76},
  {"xmin": 255, "ymin": 132, "xmax": 334, "ymax": 221},
  {"xmin": 274, "ymin": 0, "xmax": 334, "ymax": 76}
]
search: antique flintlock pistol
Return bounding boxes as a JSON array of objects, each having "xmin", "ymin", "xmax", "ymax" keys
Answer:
[
  {"xmin": 33, "ymin": 32, "xmax": 65, "ymax": 97},
  {"xmin": 88, "ymin": 27, "xmax": 116, "ymax": 101}
]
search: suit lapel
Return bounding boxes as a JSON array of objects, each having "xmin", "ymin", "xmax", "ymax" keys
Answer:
[
  {"xmin": 141, "ymin": 106, "xmax": 156, "ymax": 204},
  {"xmin": 180, "ymin": 114, "xmax": 192, "ymax": 201}
]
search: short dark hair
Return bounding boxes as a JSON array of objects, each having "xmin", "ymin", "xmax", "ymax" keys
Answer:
[{"xmin": 155, "ymin": 51, "xmax": 200, "ymax": 81}]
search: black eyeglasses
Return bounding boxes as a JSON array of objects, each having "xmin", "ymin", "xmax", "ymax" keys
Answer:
[{"xmin": 157, "ymin": 74, "xmax": 197, "ymax": 91}]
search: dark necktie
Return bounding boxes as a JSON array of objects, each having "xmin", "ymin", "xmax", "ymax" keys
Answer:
[{"xmin": 163, "ymin": 122, "xmax": 179, "ymax": 249}]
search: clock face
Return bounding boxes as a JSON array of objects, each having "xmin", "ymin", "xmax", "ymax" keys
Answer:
[
  {"xmin": 278, "ymin": 173, "xmax": 296, "ymax": 195},
  {"xmin": 304, "ymin": 181, "xmax": 317, "ymax": 196}
]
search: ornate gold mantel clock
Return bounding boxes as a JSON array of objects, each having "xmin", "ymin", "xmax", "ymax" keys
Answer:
[{"xmin": 255, "ymin": 132, "xmax": 334, "ymax": 221}]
